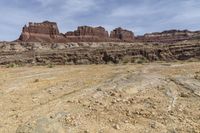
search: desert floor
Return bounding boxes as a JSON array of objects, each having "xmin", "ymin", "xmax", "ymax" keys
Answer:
[{"xmin": 0, "ymin": 62, "xmax": 200, "ymax": 133}]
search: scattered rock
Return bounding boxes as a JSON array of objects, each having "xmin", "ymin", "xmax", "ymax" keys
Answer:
[
  {"xmin": 180, "ymin": 92, "xmax": 189, "ymax": 98},
  {"xmin": 33, "ymin": 79, "xmax": 39, "ymax": 83},
  {"xmin": 96, "ymin": 88, "xmax": 102, "ymax": 91},
  {"xmin": 113, "ymin": 124, "xmax": 120, "ymax": 130},
  {"xmin": 150, "ymin": 122, "xmax": 156, "ymax": 129}
]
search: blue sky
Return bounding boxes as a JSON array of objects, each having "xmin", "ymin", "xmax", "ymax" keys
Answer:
[{"xmin": 1, "ymin": 0, "xmax": 200, "ymax": 41}]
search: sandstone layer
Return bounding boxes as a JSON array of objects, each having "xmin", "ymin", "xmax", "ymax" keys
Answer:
[
  {"xmin": 0, "ymin": 40, "xmax": 200, "ymax": 65},
  {"xmin": 65, "ymin": 26, "xmax": 110, "ymax": 42},
  {"xmin": 19, "ymin": 21, "xmax": 66, "ymax": 43},
  {"xmin": 136, "ymin": 30, "xmax": 200, "ymax": 43},
  {"xmin": 110, "ymin": 27, "xmax": 134, "ymax": 41},
  {"xmin": 18, "ymin": 21, "xmax": 134, "ymax": 43},
  {"xmin": 17, "ymin": 21, "xmax": 200, "ymax": 43}
]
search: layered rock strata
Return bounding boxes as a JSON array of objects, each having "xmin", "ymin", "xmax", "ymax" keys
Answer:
[
  {"xmin": 16, "ymin": 21, "xmax": 200, "ymax": 43},
  {"xmin": 65, "ymin": 26, "xmax": 109, "ymax": 42},
  {"xmin": 110, "ymin": 27, "xmax": 134, "ymax": 41},
  {"xmin": 1, "ymin": 40, "xmax": 200, "ymax": 65},
  {"xmin": 18, "ymin": 21, "xmax": 135, "ymax": 43},
  {"xmin": 136, "ymin": 30, "xmax": 200, "ymax": 43},
  {"xmin": 19, "ymin": 21, "xmax": 66, "ymax": 42}
]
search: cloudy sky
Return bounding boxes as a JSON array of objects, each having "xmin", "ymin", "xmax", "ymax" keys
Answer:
[{"xmin": 0, "ymin": 0, "xmax": 200, "ymax": 41}]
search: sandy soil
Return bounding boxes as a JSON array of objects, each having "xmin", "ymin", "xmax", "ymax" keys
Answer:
[{"xmin": 0, "ymin": 62, "xmax": 200, "ymax": 133}]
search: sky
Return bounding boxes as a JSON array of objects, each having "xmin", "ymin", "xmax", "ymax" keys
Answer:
[{"xmin": 0, "ymin": 0, "xmax": 200, "ymax": 41}]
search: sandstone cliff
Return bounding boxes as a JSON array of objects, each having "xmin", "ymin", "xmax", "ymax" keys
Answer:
[
  {"xmin": 19, "ymin": 21, "xmax": 66, "ymax": 43},
  {"xmin": 136, "ymin": 30, "xmax": 200, "ymax": 43},
  {"xmin": 17, "ymin": 21, "xmax": 200, "ymax": 43},
  {"xmin": 65, "ymin": 26, "xmax": 109, "ymax": 42},
  {"xmin": 18, "ymin": 21, "xmax": 136, "ymax": 43},
  {"xmin": 110, "ymin": 27, "xmax": 134, "ymax": 42}
]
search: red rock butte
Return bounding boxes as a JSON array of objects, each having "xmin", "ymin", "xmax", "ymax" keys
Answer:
[
  {"xmin": 17, "ymin": 21, "xmax": 200, "ymax": 43},
  {"xmin": 18, "ymin": 21, "xmax": 134, "ymax": 43}
]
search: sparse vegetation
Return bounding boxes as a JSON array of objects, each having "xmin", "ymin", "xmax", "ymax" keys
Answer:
[
  {"xmin": 134, "ymin": 57, "xmax": 148, "ymax": 64},
  {"xmin": 194, "ymin": 71, "xmax": 200, "ymax": 80},
  {"xmin": 47, "ymin": 63, "xmax": 55, "ymax": 68},
  {"xmin": 6, "ymin": 63, "xmax": 18, "ymax": 68},
  {"xmin": 122, "ymin": 56, "xmax": 134, "ymax": 64},
  {"xmin": 122, "ymin": 56, "xmax": 148, "ymax": 64}
]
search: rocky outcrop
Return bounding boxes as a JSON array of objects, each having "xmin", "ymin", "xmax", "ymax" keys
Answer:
[
  {"xmin": 17, "ymin": 21, "xmax": 138, "ymax": 43},
  {"xmin": 65, "ymin": 26, "xmax": 109, "ymax": 42},
  {"xmin": 136, "ymin": 30, "xmax": 200, "ymax": 43},
  {"xmin": 18, "ymin": 21, "xmax": 115, "ymax": 43},
  {"xmin": 18, "ymin": 21, "xmax": 66, "ymax": 43},
  {"xmin": 66, "ymin": 26, "xmax": 109, "ymax": 37},
  {"xmin": 1, "ymin": 40, "xmax": 200, "ymax": 65},
  {"xmin": 17, "ymin": 21, "xmax": 200, "ymax": 43},
  {"xmin": 110, "ymin": 27, "xmax": 134, "ymax": 42}
]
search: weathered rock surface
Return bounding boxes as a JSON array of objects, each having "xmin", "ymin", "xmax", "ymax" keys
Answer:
[
  {"xmin": 17, "ymin": 21, "xmax": 200, "ymax": 43},
  {"xmin": 65, "ymin": 26, "xmax": 110, "ymax": 42},
  {"xmin": 136, "ymin": 30, "xmax": 200, "ymax": 43},
  {"xmin": 0, "ymin": 40, "xmax": 200, "ymax": 65},
  {"xmin": 18, "ymin": 21, "xmax": 116, "ymax": 43},
  {"xmin": 110, "ymin": 27, "xmax": 134, "ymax": 42},
  {"xmin": 18, "ymin": 21, "xmax": 66, "ymax": 43}
]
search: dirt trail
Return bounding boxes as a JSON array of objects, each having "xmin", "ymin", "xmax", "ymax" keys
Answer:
[{"xmin": 0, "ymin": 62, "xmax": 200, "ymax": 133}]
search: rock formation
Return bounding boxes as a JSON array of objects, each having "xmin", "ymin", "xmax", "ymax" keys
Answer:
[
  {"xmin": 17, "ymin": 21, "xmax": 200, "ymax": 43},
  {"xmin": 136, "ymin": 30, "xmax": 200, "ymax": 43},
  {"xmin": 18, "ymin": 21, "xmax": 138, "ymax": 43},
  {"xmin": 110, "ymin": 27, "xmax": 134, "ymax": 41},
  {"xmin": 65, "ymin": 26, "xmax": 109, "ymax": 42},
  {"xmin": 19, "ymin": 21, "xmax": 66, "ymax": 42},
  {"xmin": 1, "ymin": 40, "xmax": 200, "ymax": 65}
]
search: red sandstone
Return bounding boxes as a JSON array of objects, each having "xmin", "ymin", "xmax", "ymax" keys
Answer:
[{"xmin": 17, "ymin": 21, "xmax": 200, "ymax": 43}]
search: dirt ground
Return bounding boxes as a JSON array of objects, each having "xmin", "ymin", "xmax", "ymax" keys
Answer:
[{"xmin": 0, "ymin": 62, "xmax": 200, "ymax": 133}]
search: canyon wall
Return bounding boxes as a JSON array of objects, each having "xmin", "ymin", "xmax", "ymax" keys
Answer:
[
  {"xmin": 17, "ymin": 21, "xmax": 200, "ymax": 43},
  {"xmin": 65, "ymin": 26, "xmax": 110, "ymax": 42},
  {"xmin": 136, "ymin": 30, "xmax": 200, "ymax": 43},
  {"xmin": 19, "ymin": 21, "xmax": 67, "ymax": 42},
  {"xmin": 18, "ymin": 21, "xmax": 135, "ymax": 43},
  {"xmin": 110, "ymin": 27, "xmax": 134, "ymax": 41}
]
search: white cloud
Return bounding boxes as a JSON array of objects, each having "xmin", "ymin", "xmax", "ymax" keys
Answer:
[
  {"xmin": 1, "ymin": 0, "xmax": 200, "ymax": 41},
  {"xmin": 61, "ymin": 0, "xmax": 97, "ymax": 15},
  {"xmin": 110, "ymin": 5, "xmax": 156, "ymax": 18},
  {"xmin": 35, "ymin": 0, "xmax": 55, "ymax": 7}
]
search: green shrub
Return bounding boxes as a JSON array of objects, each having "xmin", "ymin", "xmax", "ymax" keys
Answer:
[
  {"xmin": 122, "ymin": 56, "xmax": 134, "ymax": 64},
  {"xmin": 47, "ymin": 63, "xmax": 54, "ymax": 68},
  {"xmin": 134, "ymin": 57, "xmax": 148, "ymax": 64},
  {"xmin": 6, "ymin": 63, "xmax": 18, "ymax": 68}
]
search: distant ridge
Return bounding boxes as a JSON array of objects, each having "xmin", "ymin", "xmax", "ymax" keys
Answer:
[{"xmin": 17, "ymin": 21, "xmax": 200, "ymax": 43}]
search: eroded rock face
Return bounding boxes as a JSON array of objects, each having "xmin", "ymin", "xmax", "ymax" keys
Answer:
[
  {"xmin": 110, "ymin": 27, "xmax": 134, "ymax": 42},
  {"xmin": 17, "ymin": 21, "xmax": 137, "ymax": 43},
  {"xmin": 17, "ymin": 21, "xmax": 200, "ymax": 43},
  {"xmin": 18, "ymin": 21, "xmax": 66, "ymax": 42},
  {"xmin": 136, "ymin": 30, "xmax": 200, "ymax": 43},
  {"xmin": 1, "ymin": 41, "xmax": 200, "ymax": 65},
  {"xmin": 65, "ymin": 26, "xmax": 109, "ymax": 42},
  {"xmin": 67, "ymin": 26, "xmax": 109, "ymax": 37}
]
